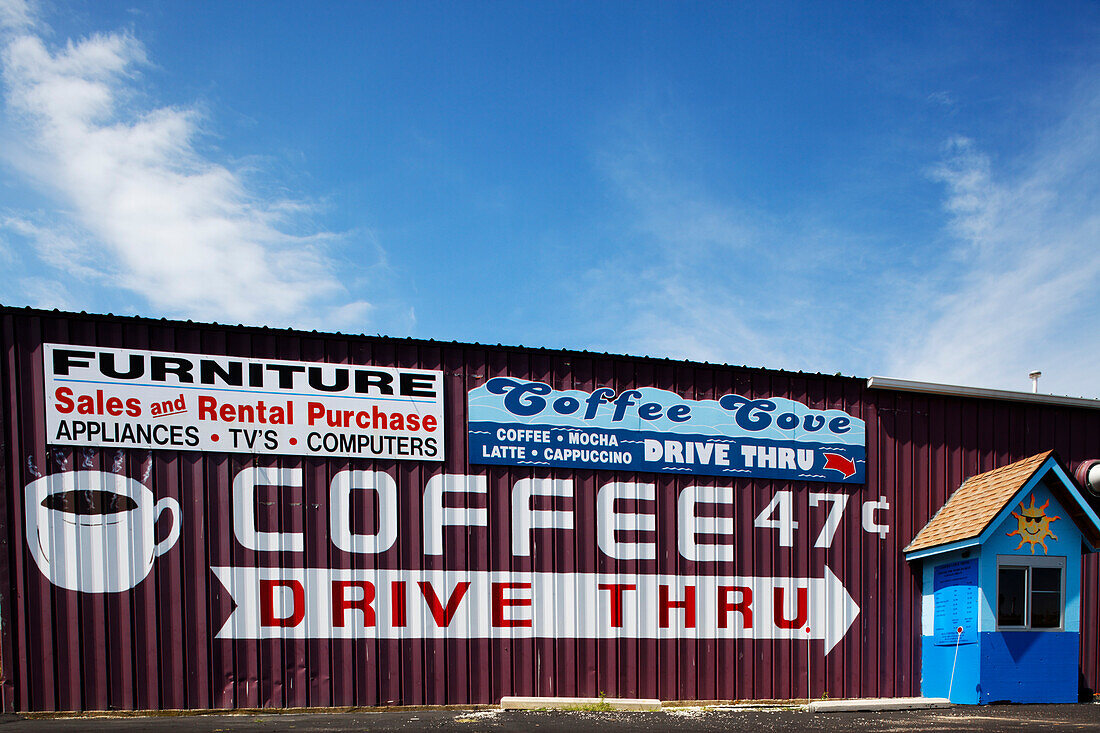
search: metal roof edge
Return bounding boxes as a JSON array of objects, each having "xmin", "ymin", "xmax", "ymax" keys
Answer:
[
  {"xmin": 0, "ymin": 304, "xmax": 867, "ymax": 384},
  {"xmin": 867, "ymin": 376, "xmax": 1100, "ymax": 410}
]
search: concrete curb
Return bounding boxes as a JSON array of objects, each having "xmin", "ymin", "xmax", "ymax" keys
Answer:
[
  {"xmin": 501, "ymin": 696, "xmax": 662, "ymax": 711},
  {"xmin": 808, "ymin": 697, "xmax": 951, "ymax": 713}
]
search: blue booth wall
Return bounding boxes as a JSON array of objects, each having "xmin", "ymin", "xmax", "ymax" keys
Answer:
[
  {"xmin": 976, "ymin": 483, "xmax": 1081, "ymax": 704},
  {"xmin": 921, "ymin": 480, "xmax": 1084, "ymax": 704}
]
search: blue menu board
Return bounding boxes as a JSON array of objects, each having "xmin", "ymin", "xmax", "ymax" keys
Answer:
[{"xmin": 933, "ymin": 559, "xmax": 978, "ymax": 646}]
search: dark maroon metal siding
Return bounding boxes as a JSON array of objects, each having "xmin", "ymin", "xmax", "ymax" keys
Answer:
[{"xmin": 1, "ymin": 306, "xmax": 1099, "ymax": 711}]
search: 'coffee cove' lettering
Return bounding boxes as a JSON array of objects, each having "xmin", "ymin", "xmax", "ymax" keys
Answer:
[
  {"xmin": 51, "ymin": 348, "xmax": 438, "ymax": 399},
  {"xmin": 485, "ymin": 377, "xmax": 851, "ymax": 434}
]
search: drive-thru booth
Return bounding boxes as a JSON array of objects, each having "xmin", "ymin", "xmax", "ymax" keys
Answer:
[
  {"xmin": 905, "ymin": 451, "xmax": 1100, "ymax": 703},
  {"xmin": 0, "ymin": 305, "xmax": 1098, "ymax": 712}
]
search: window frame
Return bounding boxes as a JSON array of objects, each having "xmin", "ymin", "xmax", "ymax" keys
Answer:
[{"xmin": 995, "ymin": 554, "xmax": 1066, "ymax": 632}]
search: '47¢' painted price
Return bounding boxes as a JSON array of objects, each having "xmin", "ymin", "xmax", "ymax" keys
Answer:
[{"xmin": 754, "ymin": 490, "xmax": 890, "ymax": 548}]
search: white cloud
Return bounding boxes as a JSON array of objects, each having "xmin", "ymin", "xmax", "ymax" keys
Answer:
[
  {"xmin": 17, "ymin": 275, "xmax": 75, "ymax": 310},
  {"xmin": 587, "ymin": 83, "xmax": 1100, "ymax": 398},
  {"xmin": 3, "ymin": 215, "xmax": 103, "ymax": 280},
  {"xmin": 579, "ymin": 124, "xmax": 885, "ymax": 375},
  {"xmin": 0, "ymin": 0, "xmax": 32, "ymax": 34},
  {"xmin": 0, "ymin": 6, "xmax": 376, "ymax": 331},
  {"xmin": 579, "ymin": 131, "xmax": 790, "ymax": 368},
  {"xmin": 886, "ymin": 86, "xmax": 1100, "ymax": 398}
]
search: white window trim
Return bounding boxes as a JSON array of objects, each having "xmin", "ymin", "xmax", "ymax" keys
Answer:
[{"xmin": 995, "ymin": 554, "xmax": 1066, "ymax": 632}]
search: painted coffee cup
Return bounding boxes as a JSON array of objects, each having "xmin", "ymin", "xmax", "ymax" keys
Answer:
[{"xmin": 25, "ymin": 470, "xmax": 180, "ymax": 593}]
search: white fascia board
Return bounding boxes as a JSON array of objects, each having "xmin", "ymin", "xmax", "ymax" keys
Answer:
[
  {"xmin": 867, "ymin": 377, "xmax": 1100, "ymax": 410},
  {"xmin": 904, "ymin": 538, "xmax": 981, "ymax": 562}
]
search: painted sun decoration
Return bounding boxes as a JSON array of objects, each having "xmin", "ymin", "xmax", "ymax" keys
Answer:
[{"xmin": 1006, "ymin": 493, "xmax": 1060, "ymax": 554}]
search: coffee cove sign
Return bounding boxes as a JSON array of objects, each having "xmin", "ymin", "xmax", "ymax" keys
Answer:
[{"xmin": 468, "ymin": 378, "xmax": 867, "ymax": 483}]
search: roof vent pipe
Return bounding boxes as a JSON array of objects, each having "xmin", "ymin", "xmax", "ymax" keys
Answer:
[{"xmin": 1029, "ymin": 370, "xmax": 1042, "ymax": 393}]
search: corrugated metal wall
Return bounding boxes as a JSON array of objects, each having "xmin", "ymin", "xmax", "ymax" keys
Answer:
[{"xmin": 1, "ymin": 307, "xmax": 1098, "ymax": 711}]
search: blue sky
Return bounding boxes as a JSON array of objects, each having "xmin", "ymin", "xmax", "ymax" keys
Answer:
[{"xmin": 1, "ymin": 1, "xmax": 1098, "ymax": 397}]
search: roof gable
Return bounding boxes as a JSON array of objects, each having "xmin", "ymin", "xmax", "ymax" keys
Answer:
[{"xmin": 904, "ymin": 451, "xmax": 1100, "ymax": 559}]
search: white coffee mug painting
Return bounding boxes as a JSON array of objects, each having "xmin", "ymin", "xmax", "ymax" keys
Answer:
[{"xmin": 25, "ymin": 470, "xmax": 181, "ymax": 593}]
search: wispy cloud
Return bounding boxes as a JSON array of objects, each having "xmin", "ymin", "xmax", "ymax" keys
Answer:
[
  {"xmin": 0, "ymin": 0, "xmax": 375, "ymax": 330},
  {"xmin": 581, "ymin": 137, "xmax": 783, "ymax": 367},
  {"xmin": 586, "ymin": 80, "xmax": 1100, "ymax": 398},
  {"xmin": 0, "ymin": 0, "xmax": 31, "ymax": 33},
  {"xmin": 578, "ymin": 116, "xmax": 888, "ymax": 375},
  {"xmin": 887, "ymin": 83, "xmax": 1100, "ymax": 397}
]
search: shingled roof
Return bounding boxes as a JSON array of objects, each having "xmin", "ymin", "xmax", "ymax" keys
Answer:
[{"xmin": 904, "ymin": 450, "xmax": 1100, "ymax": 556}]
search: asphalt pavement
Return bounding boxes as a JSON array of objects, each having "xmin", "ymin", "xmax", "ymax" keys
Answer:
[{"xmin": 2, "ymin": 703, "xmax": 1099, "ymax": 732}]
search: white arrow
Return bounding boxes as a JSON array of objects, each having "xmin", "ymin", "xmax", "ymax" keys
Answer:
[
  {"xmin": 210, "ymin": 566, "xmax": 859, "ymax": 654},
  {"xmin": 818, "ymin": 565, "xmax": 861, "ymax": 653}
]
